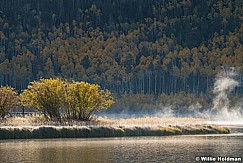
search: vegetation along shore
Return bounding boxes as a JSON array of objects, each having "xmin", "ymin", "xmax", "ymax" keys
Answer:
[{"xmin": 0, "ymin": 116, "xmax": 230, "ymax": 139}]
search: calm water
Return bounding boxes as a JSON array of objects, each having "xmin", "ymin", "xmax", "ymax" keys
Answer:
[{"xmin": 1, "ymin": 133, "xmax": 243, "ymax": 163}]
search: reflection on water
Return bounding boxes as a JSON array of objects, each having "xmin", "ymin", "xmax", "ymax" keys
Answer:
[{"xmin": 1, "ymin": 134, "xmax": 243, "ymax": 163}]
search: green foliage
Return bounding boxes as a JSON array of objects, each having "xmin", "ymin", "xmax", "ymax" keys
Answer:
[
  {"xmin": 21, "ymin": 78, "xmax": 114, "ymax": 121},
  {"xmin": 0, "ymin": 86, "xmax": 19, "ymax": 119}
]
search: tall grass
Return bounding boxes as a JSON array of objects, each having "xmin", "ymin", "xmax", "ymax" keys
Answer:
[
  {"xmin": 95, "ymin": 117, "xmax": 207, "ymax": 127},
  {"xmin": 1, "ymin": 115, "xmax": 208, "ymax": 127}
]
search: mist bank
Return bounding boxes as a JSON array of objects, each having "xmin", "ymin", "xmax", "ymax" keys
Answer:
[
  {"xmin": 0, "ymin": 125, "xmax": 230, "ymax": 139},
  {"xmin": 106, "ymin": 68, "xmax": 243, "ymax": 121},
  {"xmin": 103, "ymin": 93, "xmax": 243, "ymax": 118}
]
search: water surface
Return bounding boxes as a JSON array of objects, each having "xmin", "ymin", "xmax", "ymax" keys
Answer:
[{"xmin": 1, "ymin": 133, "xmax": 243, "ymax": 163}]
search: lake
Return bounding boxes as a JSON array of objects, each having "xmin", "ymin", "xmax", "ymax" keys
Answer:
[{"xmin": 1, "ymin": 131, "xmax": 243, "ymax": 163}]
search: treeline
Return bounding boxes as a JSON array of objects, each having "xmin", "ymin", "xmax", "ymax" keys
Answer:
[{"xmin": 0, "ymin": 0, "xmax": 242, "ymax": 95}]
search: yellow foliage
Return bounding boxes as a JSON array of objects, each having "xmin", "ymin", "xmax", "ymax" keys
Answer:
[
  {"xmin": 0, "ymin": 86, "xmax": 19, "ymax": 118},
  {"xmin": 20, "ymin": 78, "xmax": 66, "ymax": 119},
  {"xmin": 66, "ymin": 81, "xmax": 114, "ymax": 120},
  {"xmin": 20, "ymin": 78, "xmax": 114, "ymax": 121}
]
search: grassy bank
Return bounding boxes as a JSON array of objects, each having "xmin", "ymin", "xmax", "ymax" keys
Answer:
[
  {"xmin": 0, "ymin": 125, "xmax": 229, "ymax": 139},
  {"xmin": 0, "ymin": 116, "xmax": 230, "ymax": 139}
]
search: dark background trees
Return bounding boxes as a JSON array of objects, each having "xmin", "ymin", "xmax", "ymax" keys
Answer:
[{"xmin": 0, "ymin": 0, "xmax": 242, "ymax": 96}]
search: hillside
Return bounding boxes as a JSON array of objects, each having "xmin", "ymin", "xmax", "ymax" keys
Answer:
[{"xmin": 0, "ymin": 0, "xmax": 242, "ymax": 95}]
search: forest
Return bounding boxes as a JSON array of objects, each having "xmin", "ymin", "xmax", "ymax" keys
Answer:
[{"xmin": 0, "ymin": 0, "xmax": 242, "ymax": 96}]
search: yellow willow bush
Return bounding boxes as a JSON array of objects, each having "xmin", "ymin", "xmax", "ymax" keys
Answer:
[
  {"xmin": 21, "ymin": 78, "xmax": 114, "ymax": 121},
  {"xmin": 0, "ymin": 86, "xmax": 19, "ymax": 119},
  {"xmin": 66, "ymin": 81, "xmax": 114, "ymax": 121},
  {"xmin": 20, "ymin": 78, "xmax": 66, "ymax": 120}
]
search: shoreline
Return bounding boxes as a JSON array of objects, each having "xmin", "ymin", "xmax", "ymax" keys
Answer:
[
  {"xmin": 0, "ymin": 124, "xmax": 230, "ymax": 139},
  {"xmin": 0, "ymin": 116, "xmax": 231, "ymax": 139}
]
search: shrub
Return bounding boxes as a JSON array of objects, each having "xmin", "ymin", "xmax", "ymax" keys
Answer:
[
  {"xmin": 65, "ymin": 81, "xmax": 114, "ymax": 121},
  {"xmin": 0, "ymin": 86, "xmax": 19, "ymax": 119},
  {"xmin": 20, "ymin": 78, "xmax": 66, "ymax": 120},
  {"xmin": 21, "ymin": 78, "xmax": 114, "ymax": 121}
]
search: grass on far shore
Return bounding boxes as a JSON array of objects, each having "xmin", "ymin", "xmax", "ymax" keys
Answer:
[
  {"xmin": 0, "ymin": 115, "xmax": 230, "ymax": 139},
  {"xmin": 1, "ymin": 115, "xmax": 209, "ymax": 127}
]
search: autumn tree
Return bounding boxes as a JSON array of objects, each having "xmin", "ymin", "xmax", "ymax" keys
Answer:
[
  {"xmin": 20, "ymin": 78, "xmax": 114, "ymax": 121},
  {"xmin": 0, "ymin": 0, "xmax": 242, "ymax": 96},
  {"xmin": 20, "ymin": 78, "xmax": 66, "ymax": 120},
  {"xmin": 0, "ymin": 86, "xmax": 19, "ymax": 119},
  {"xmin": 66, "ymin": 81, "xmax": 114, "ymax": 121}
]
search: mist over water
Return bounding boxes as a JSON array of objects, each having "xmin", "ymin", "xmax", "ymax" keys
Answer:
[
  {"xmin": 210, "ymin": 68, "xmax": 243, "ymax": 123},
  {"xmin": 98, "ymin": 106, "xmax": 175, "ymax": 119},
  {"xmin": 98, "ymin": 68, "xmax": 242, "ymax": 123}
]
